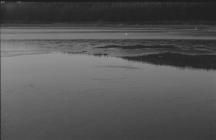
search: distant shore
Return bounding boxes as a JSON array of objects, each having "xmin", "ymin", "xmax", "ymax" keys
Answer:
[
  {"xmin": 1, "ymin": 25, "xmax": 216, "ymax": 40},
  {"xmin": 1, "ymin": 23, "xmax": 216, "ymax": 29}
]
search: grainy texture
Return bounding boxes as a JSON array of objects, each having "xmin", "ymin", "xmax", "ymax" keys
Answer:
[{"xmin": 1, "ymin": 2, "xmax": 216, "ymax": 24}]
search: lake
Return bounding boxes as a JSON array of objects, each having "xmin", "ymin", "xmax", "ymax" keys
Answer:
[{"xmin": 1, "ymin": 26, "xmax": 216, "ymax": 140}]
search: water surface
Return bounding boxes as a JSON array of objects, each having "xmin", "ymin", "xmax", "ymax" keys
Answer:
[{"xmin": 1, "ymin": 27, "xmax": 216, "ymax": 140}]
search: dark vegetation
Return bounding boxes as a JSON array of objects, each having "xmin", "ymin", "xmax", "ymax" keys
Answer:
[
  {"xmin": 2, "ymin": 39, "xmax": 216, "ymax": 70},
  {"xmin": 95, "ymin": 40, "xmax": 216, "ymax": 70},
  {"xmin": 1, "ymin": 2, "xmax": 216, "ymax": 24},
  {"xmin": 122, "ymin": 52, "xmax": 216, "ymax": 70},
  {"xmin": 98, "ymin": 44, "xmax": 175, "ymax": 49}
]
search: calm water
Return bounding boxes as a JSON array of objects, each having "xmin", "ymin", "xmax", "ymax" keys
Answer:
[
  {"xmin": 1, "ymin": 27, "xmax": 216, "ymax": 140},
  {"xmin": 2, "ymin": 26, "xmax": 216, "ymax": 40}
]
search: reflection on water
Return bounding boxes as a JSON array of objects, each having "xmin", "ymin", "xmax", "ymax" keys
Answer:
[{"xmin": 1, "ymin": 53, "xmax": 216, "ymax": 140}]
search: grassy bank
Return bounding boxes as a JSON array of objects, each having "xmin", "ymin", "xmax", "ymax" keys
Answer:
[{"xmin": 1, "ymin": 2, "xmax": 216, "ymax": 24}]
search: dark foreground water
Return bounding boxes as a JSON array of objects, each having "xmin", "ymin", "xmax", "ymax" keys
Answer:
[{"xmin": 1, "ymin": 27, "xmax": 216, "ymax": 140}]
